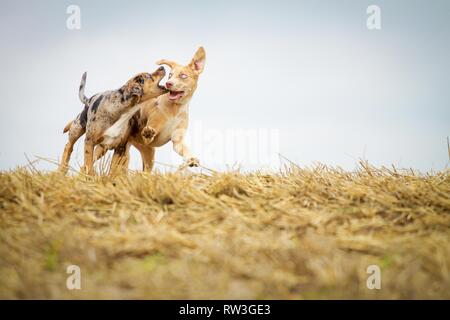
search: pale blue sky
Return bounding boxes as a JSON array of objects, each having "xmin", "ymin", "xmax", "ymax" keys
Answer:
[{"xmin": 0, "ymin": 0, "xmax": 449, "ymax": 172}]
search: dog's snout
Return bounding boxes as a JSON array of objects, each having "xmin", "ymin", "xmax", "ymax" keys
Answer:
[{"xmin": 166, "ymin": 81, "xmax": 173, "ymax": 89}]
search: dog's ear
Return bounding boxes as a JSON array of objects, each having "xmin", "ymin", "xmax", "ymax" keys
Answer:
[
  {"xmin": 151, "ymin": 66, "xmax": 166, "ymax": 78},
  {"xmin": 123, "ymin": 77, "xmax": 144, "ymax": 101},
  {"xmin": 156, "ymin": 59, "xmax": 177, "ymax": 69},
  {"xmin": 188, "ymin": 47, "xmax": 206, "ymax": 74}
]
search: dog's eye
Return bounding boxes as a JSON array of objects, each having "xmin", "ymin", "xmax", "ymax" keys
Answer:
[
  {"xmin": 180, "ymin": 73, "xmax": 188, "ymax": 79},
  {"xmin": 169, "ymin": 73, "xmax": 173, "ymax": 79},
  {"xmin": 136, "ymin": 77, "xmax": 144, "ymax": 84}
]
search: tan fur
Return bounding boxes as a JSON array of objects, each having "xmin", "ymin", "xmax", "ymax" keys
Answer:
[
  {"xmin": 97, "ymin": 47, "xmax": 206, "ymax": 173},
  {"xmin": 63, "ymin": 120, "xmax": 73, "ymax": 133},
  {"xmin": 132, "ymin": 47, "xmax": 205, "ymax": 171}
]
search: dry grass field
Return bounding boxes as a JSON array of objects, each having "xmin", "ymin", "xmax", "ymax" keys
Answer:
[{"xmin": 0, "ymin": 162, "xmax": 449, "ymax": 299}]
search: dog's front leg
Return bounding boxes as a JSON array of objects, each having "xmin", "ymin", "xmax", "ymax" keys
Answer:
[
  {"xmin": 171, "ymin": 128, "xmax": 199, "ymax": 167},
  {"xmin": 84, "ymin": 138, "xmax": 95, "ymax": 176},
  {"xmin": 141, "ymin": 112, "xmax": 165, "ymax": 145}
]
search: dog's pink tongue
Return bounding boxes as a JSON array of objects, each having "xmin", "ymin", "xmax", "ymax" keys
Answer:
[{"xmin": 168, "ymin": 92, "xmax": 182, "ymax": 100}]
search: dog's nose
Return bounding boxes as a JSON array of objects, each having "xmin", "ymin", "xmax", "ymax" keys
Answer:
[{"xmin": 166, "ymin": 81, "xmax": 173, "ymax": 89}]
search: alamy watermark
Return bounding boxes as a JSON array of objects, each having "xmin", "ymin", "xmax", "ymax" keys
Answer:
[
  {"xmin": 66, "ymin": 5, "xmax": 81, "ymax": 30},
  {"xmin": 66, "ymin": 265, "xmax": 81, "ymax": 290},
  {"xmin": 179, "ymin": 121, "xmax": 280, "ymax": 169},
  {"xmin": 367, "ymin": 5, "xmax": 382, "ymax": 30},
  {"xmin": 366, "ymin": 265, "xmax": 381, "ymax": 290}
]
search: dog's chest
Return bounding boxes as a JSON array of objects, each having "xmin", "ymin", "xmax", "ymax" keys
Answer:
[{"xmin": 153, "ymin": 115, "xmax": 183, "ymax": 146}]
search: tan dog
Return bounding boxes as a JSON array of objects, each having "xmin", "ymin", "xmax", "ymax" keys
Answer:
[
  {"xmin": 59, "ymin": 67, "xmax": 167, "ymax": 175},
  {"xmin": 95, "ymin": 47, "xmax": 206, "ymax": 173}
]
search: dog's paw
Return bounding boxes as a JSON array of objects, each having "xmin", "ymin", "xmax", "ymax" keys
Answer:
[
  {"xmin": 141, "ymin": 126, "xmax": 156, "ymax": 144},
  {"xmin": 186, "ymin": 157, "xmax": 200, "ymax": 167}
]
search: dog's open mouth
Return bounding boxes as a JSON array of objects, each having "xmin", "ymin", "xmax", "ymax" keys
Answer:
[{"xmin": 168, "ymin": 90, "xmax": 184, "ymax": 101}]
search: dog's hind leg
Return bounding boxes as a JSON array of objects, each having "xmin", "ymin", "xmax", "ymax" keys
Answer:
[
  {"xmin": 109, "ymin": 143, "xmax": 130, "ymax": 175},
  {"xmin": 59, "ymin": 142, "xmax": 75, "ymax": 174},
  {"xmin": 132, "ymin": 143, "xmax": 155, "ymax": 172},
  {"xmin": 140, "ymin": 146, "xmax": 156, "ymax": 172},
  {"xmin": 59, "ymin": 122, "xmax": 85, "ymax": 174},
  {"xmin": 84, "ymin": 138, "xmax": 95, "ymax": 176}
]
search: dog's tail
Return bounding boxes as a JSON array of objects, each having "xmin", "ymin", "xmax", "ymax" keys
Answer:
[
  {"xmin": 63, "ymin": 120, "xmax": 73, "ymax": 133},
  {"xmin": 79, "ymin": 72, "xmax": 88, "ymax": 105}
]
